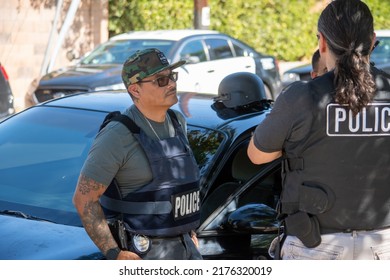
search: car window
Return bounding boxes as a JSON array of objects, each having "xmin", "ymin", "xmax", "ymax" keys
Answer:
[
  {"xmin": 80, "ymin": 39, "xmax": 175, "ymax": 65},
  {"xmin": 187, "ymin": 125, "xmax": 225, "ymax": 177},
  {"xmin": 371, "ymin": 36, "xmax": 390, "ymax": 65},
  {"xmin": 205, "ymin": 38, "xmax": 233, "ymax": 60},
  {"xmin": 232, "ymin": 42, "xmax": 250, "ymax": 57},
  {"xmin": 179, "ymin": 41, "xmax": 207, "ymax": 63},
  {"xmin": 0, "ymin": 107, "xmax": 103, "ymax": 220},
  {"xmin": 204, "ymin": 163, "xmax": 281, "ymax": 231},
  {"xmin": 200, "ymin": 140, "xmax": 281, "ymax": 228}
]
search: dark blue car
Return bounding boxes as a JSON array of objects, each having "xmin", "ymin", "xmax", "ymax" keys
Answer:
[{"xmin": 0, "ymin": 87, "xmax": 281, "ymax": 259}]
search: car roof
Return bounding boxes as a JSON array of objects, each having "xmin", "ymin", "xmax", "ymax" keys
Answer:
[
  {"xmin": 376, "ymin": 30, "xmax": 390, "ymax": 37},
  {"xmin": 41, "ymin": 90, "xmax": 268, "ymax": 130},
  {"xmin": 110, "ymin": 29, "xmax": 221, "ymax": 41},
  {"xmin": 285, "ymin": 63, "xmax": 312, "ymax": 73}
]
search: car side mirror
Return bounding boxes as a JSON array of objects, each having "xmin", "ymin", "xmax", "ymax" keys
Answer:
[{"xmin": 226, "ymin": 203, "xmax": 279, "ymax": 234}]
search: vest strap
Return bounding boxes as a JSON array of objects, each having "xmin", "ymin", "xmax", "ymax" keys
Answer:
[
  {"xmin": 100, "ymin": 195, "xmax": 172, "ymax": 214},
  {"xmin": 167, "ymin": 109, "xmax": 180, "ymax": 128},
  {"xmin": 113, "ymin": 114, "xmax": 140, "ymax": 134}
]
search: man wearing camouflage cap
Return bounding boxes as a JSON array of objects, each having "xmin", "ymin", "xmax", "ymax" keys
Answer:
[{"xmin": 73, "ymin": 48, "xmax": 202, "ymax": 260}]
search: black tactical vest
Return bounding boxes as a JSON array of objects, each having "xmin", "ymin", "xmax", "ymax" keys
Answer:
[
  {"xmin": 100, "ymin": 110, "xmax": 200, "ymax": 237},
  {"xmin": 280, "ymin": 68, "xmax": 390, "ymax": 246}
]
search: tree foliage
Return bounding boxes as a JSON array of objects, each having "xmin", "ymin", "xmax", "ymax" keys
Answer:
[
  {"xmin": 108, "ymin": 0, "xmax": 390, "ymax": 62},
  {"xmin": 108, "ymin": 0, "xmax": 193, "ymax": 36}
]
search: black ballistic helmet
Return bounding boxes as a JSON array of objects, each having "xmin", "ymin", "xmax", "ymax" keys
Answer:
[{"xmin": 214, "ymin": 72, "xmax": 266, "ymax": 108}]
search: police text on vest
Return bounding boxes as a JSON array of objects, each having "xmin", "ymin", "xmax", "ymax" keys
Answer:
[
  {"xmin": 173, "ymin": 190, "xmax": 200, "ymax": 220},
  {"xmin": 327, "ymin": 103, "xmax": 390, "ymax": 136}
]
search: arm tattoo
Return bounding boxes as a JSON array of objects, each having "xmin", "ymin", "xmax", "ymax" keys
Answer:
[
  {"xmin": 76, "ymin": 175, "xmax": 117, "ymax": 254},
  {"xmin": 77, "ymin": 174, "xmax": 105, "ymax": 195},
  {"xmin": 82, "ymin": 200, "xmax": 116, "ymax": 254}
]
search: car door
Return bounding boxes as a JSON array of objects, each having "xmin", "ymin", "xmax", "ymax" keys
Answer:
[
  {"xmin": 174, "ymin": 39, "xmax": 210, "ymax": 93},
  {"xmin": 176, "ymin": 37, "xmax": 256, "ymax": 94},
  {"xmin": 196, "ymin": 137, "xmax": 281, "ymax": 259}
]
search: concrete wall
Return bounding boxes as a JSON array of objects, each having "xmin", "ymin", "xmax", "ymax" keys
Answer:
[{"xmin": 0, "ymin": 0, "xmax": 109, "ymax": 112}]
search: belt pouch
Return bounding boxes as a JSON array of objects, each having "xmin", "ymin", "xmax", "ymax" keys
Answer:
[{"xmin": 285, "ymin": 212, "xmax": 321, "ymax": 248}]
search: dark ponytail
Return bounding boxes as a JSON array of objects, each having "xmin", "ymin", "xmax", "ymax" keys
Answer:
[{"xmin": 318, "ymin": 0, "xmax": 376, "ymax": 115}]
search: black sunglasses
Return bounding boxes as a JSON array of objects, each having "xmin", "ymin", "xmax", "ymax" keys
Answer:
[
  {"xmin": 371, "ymin": 40, "xmax": 380, "ymax": 53},
  {"xmin": 138, "ymin": 72, "xmax": 178, "ymax": 87}
]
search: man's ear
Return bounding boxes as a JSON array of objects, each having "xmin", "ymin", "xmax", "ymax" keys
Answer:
[
  {"xmin": 318, "ymin": 32, "xmax": 327, "ymax": 54},
  {"xmin": 128, "ymin": 84, "xmax": 140, "ymax": 98}
]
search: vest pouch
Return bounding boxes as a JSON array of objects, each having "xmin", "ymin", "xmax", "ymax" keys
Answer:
[
  {"xmin": 299, "ymin": 182, "xmax": 334, "ymax": 214},
  {"xmin": 285, "ymin": 212, "xmax": 321, "ymax": 248}
]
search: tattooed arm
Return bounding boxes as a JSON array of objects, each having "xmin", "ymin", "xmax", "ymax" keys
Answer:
[{"xmin": 72, "ymin": 174, "xmax": 141, "ymax": 260}]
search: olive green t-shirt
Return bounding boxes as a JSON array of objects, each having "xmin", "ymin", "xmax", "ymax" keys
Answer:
[{"xmin": 80, "ymin": 105, "xmax": 187, "ymax": 196}]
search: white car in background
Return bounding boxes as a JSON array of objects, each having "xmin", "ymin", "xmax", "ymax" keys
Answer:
[
  {"xmin": 281, "ymin": 29, "xmax": 390, "ymax": 87},
  {"xmin": 26, "ymin": 29, "xmax": 282, "ymax": 107}
]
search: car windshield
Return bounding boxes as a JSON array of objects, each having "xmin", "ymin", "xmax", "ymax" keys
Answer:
[
  {"xmin": 79, "ymin": 39, "xmax": 175, "ymax": 65},
  {"xmin": 0, "ymin": 106, "xmax": 224, "ymax": 226},
  {"xmin": 0, "ymin": 106, "xmax": 103, "ymax": 225},
  {"xmin": 371, "ymin": 36, "xmax": 390, "ymax": 65}
]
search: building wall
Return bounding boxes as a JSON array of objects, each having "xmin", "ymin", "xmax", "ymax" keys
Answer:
[{"xmin": 0, "ymin": 0, "xmax": 109, "ymax": 112}]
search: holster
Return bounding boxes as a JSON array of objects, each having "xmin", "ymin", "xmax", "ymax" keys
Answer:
[
  {"xmin": 108, "ymin": 219, "xmax": 128, "ymax": 250},
  {"xmin": 108, "ymin": 219, "xmax": 152, "ymax": 256},
  {"xmin": 285, "ymin": 212, "xmax": 321, "ymax": 248}
]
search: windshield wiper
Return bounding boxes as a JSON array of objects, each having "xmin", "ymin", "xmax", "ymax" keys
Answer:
[{"xmin": 0, "ymin": 210, "xmax": 55, "ymax": 223}]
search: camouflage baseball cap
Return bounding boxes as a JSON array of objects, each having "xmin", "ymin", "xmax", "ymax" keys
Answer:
[{"xmin": 121, "ymin": 48, "xmax": 186, "ymax": 88}]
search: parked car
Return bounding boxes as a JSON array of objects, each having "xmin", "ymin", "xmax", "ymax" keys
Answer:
[
  {"xmin": 281, "ymin": 29, "xmax": 390, "ymax": 87},
  {"xmin": 1, "ymin": 77, "xmax": 281, "ymax": 260},
  {"xmin": 0, "ymin": 63, "xmax": 15, "ymax": 119},
  {"xmin": 281, "ymin": 64, "xmax": 312, "ymax": 87},
  {"xmin": 25, "ymin": 29, "xmax": 282, "ymax": 107},
  {"xmin": 370, "ymin": 29, "xmax": 390, "ymax": 73}
]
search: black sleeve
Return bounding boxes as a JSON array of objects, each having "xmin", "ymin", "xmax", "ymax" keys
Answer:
[{"xmin": 253, "ymin": 82, "xmax": 313, "ymax": 153}]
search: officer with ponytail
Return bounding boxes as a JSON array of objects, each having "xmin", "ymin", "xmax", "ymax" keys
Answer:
[{"xmin": 248, "ymin": 0, "xmax": 390, "ymax": 260}]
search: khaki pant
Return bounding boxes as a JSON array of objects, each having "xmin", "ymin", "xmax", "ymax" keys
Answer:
[{"xmin": 269, "ymin": 227, "xmax": 390, "ymax": 260}]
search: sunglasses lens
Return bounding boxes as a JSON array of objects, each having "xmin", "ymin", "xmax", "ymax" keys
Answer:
[
  {"xmin": 170, "ymin": 72, "xmax": 178, "ymax": 82},
  {"xmin": 157, "ymin": 76, "xmax": 170, "ymax": 87},
  {"xmin": 156, "ymin": 72, "xmax": 178, "ymax": 87}
]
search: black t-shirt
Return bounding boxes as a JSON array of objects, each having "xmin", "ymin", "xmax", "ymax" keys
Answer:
[
  {"xmin": 253, "ymin": 67, "xmax": 390, "ymax": 157},
  {"xmin": 253, "ymin": 71, "xmax": 332, "ymax": 156},
  {"xmin": 253, "ymin": 67, "xmax": 390, "ymax": 230}
]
